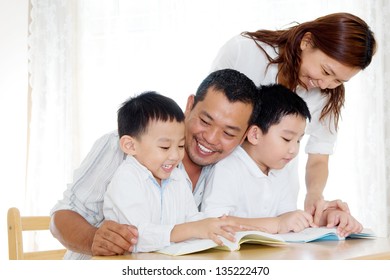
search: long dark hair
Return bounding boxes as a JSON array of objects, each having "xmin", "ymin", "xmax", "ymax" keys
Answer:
[{"xmin": 243, "ymin": 13, "xmax": 376, "ymax": 129}]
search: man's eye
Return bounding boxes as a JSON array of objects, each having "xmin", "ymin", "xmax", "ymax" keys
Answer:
[
  {"xmin": 200, "ymin": 118, "xmax": 209, "ymax": 125},
  {"xmin": 224, "ymin": 131, "xmax": 235, "ymax": 138}
]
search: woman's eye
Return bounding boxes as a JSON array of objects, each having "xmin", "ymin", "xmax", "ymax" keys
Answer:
[
  {"xmin": 323, "ymin": 68, "xmax": 330, "ymax": 75},
  {"xmin": 160, "ymin": 146, "xmax": 170, "ymax": 150}
]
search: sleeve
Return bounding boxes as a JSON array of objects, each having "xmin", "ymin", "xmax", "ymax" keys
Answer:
[
  {"xmin": 305, "ymin": 114, "xmax": 338, "ymax": 155},
  {"xmin": 300, "ymin": 89, "xmax": 338, "ymax": 155},
  {"xmin": 103, "ymin": 168, "xmax": 173, "ymax": 253},
  {"xmin": 50, "ymin": 131, "xmax": 124, "ymax": 226},
  {"xmin": 210, "ymin": 35, "xmax": 240, "ymax": 71},
  {"xmin": 275, "ymin": 160, "xmax": 299, "ymax": 216},
  {"xmin": 201, "ymin": 162, "xmax": 240, "ymax": 218},
  {"xmin": 183, "ymin": 179, "xmax": 205, "ymax": 222}
]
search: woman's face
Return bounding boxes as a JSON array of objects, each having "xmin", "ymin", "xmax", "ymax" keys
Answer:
[{"xmin": 299, "ymin": 36, "xmax": 360, "ymax": 90}]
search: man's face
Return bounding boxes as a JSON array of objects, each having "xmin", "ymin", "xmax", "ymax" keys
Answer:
[{"xmin": 184, "ymin": 88, "xmax": 253, "ymax": 167}]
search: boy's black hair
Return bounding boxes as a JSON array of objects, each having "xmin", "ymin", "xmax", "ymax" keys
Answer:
[
  {"xmin": 193, "ymin": 69, "xmax": 260, "ymax": 125},
  {"xmin": 255, "ymin": 84, "xmax": 311, "ymax": 134},
  {"xmin": 117, "ymin": 91, "xmax": 184, "ymax": 138}
]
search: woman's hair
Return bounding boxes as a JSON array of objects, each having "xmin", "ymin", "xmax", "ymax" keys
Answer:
[{"xmin": 242, "ymin": 12, "xmax": 377, "ymax": 129}]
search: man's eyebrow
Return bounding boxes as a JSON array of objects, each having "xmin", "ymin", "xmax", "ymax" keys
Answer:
[{"xmin": 201, "ymin": 110, "xmax": 242, "ymax": 132}]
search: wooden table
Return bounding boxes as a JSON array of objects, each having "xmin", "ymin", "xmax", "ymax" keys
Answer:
[{"xmin": 93, "ymin": 237, "xmax": 390, "ymax": 260}]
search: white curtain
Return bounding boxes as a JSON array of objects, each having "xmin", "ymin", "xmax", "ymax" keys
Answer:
[
  {"xmin": 26, "ymin": 0, "xmax": 389, "ymax": 241},
  {"xmin": 27, "ymin": 0, "xmax": 76, "ymax": 216}
]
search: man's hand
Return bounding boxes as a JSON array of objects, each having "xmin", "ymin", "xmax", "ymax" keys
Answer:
[{"xmin": 91, "ymin": 220, "xmax": 138, "ymax": 256}]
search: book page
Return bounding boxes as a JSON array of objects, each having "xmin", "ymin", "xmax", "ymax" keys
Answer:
[{"xmin": 277, "ymin": 227, "xmax": 376, "ymax": 243}]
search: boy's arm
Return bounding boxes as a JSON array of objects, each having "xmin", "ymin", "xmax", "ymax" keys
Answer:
[
  {"xmin": 170, "ymin": 217, "xmax": 241, "ymax": 245},
  {"xmin": 222, "ymin": 216, "xmax": 280, "ymax": 234},
  {"xmin": 225, "ymin": 210, "xmax": 315, "ymax": 234}
]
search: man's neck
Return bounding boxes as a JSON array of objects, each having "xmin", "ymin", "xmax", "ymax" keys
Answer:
[{"xmin": 182, "ymin": 152, "xmax": 202, "ymax": 191}]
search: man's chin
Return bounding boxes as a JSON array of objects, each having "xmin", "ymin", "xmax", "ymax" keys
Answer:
[{"xmin": 189, "ymin": 152, "xmax": 219, "ymax": 167}]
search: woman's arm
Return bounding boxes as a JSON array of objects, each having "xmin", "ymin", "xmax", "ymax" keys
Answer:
[
  {"xmin": 305, "ymin": 154, "xmax": 350, "ymax": 224},
  {"xmin": 304, "ymin": 154, "xmax": 329, "ymax": 221}
]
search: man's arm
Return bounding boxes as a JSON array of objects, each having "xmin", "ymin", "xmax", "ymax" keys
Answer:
[{"xmin": 51, "ymin": 210, "xmax": 138, "ymax": 256}]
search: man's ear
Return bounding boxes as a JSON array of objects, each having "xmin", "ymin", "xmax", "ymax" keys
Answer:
[
  {"xmin": 120, "ymin": 135, "xmax": 137, "ymax": 155},
  {"xmin": 246, "ymin": 125, "xmax": 262, "ymax": 145},
  {"xmin": 300, "ymin": 32, "xmax": 313, "ymax": 50},
  {"xmin": 184, "ymin": 94, "xmax": 195, "ymax": 117}
]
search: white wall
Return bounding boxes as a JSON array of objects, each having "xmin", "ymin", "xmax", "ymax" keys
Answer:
[{"xmin": 0, "ymin": 0, "xmax": 29, "ymax": 261}]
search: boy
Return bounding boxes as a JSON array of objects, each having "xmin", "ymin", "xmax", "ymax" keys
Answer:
[
  {"xmin": 201, "ymin": 84, "xmax": 362, "ymax": 236},
  {"xmin": 103, "ymin": 91, "xmax": 238, "ymax": 255}
]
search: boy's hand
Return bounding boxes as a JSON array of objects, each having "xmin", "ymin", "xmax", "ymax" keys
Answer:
[
  {"xmin": 192, "ymin": 217, "xmax": 243, "ymax": 245},
  {"xmin": 324, "ymin": 209, "xmax": 363, "ymax": 237},
  {"xmin": 277, "ymin": 210, "xmax": 316, "ymax": 233},
  {"xmin": 219, "ymin": 214, "xmax": 262, "ymax": 233}
]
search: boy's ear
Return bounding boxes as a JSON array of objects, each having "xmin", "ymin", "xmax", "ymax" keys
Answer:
[
  {"xmin": 246, "ymin": 125, "xmax": 262, "ymax": 145},
  {"xmin": 120, "ymin": 135, "xmax": 137, "ymax": 155}
]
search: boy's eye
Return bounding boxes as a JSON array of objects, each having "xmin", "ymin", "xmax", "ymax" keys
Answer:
[{"xmin": 282, "ymin": 137, "xmax": 291, "ymax": 142}]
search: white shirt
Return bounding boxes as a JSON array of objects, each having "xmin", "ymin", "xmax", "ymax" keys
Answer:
[
  {"xmin": 201, "ymin": 146, "xmax": 298, "ymax": 218},
  {"xmin": 51, "ymin": 130, "xmax": 211, "ymax": 259},
  {"xmin": 103, "ymin": 156, "xmax": 203, "ymax": 253},
  {"xmin": 211, "ymin": 34, "xmax": 337, "ymax": 155}
]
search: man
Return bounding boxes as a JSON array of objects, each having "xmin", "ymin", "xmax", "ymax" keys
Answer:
[{"xmin": 50, "ymin": 69, "xmax": 260, "ymax": 259}]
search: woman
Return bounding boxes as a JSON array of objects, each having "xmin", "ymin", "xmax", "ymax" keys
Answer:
[{"xmin": 210, "ymin": 12, "xmax": 377, "ymax": 224}]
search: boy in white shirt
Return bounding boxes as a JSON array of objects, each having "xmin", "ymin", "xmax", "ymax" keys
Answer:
[
  {"xmin": 201, "ymin": 84, "xmax": 363, "ymax": 237},
  {"xmin": 103, "ymin": 91, "xmax": 238, "ymax": 254}
]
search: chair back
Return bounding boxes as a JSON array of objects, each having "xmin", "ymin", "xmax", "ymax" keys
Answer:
[{"xmin": 7, "ymin": 207, "xmax": 66, "ymax": 260}]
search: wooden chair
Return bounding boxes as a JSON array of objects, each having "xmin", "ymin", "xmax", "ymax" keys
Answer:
[{"xmin": 7, "ymin": 207, "xmax": 66, "ymax": 260}]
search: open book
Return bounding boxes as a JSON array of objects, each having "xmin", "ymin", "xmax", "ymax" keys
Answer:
[
  {"xmin": 157, "ymin": 227, "xmax": 375, "ymax": 256},
  {"xmin": 157, "ymin": 230, "xmax": 286, "ymax": 256},
  {"xmin": 278, "ymin": 227, "xmax": 375, "ymax": 243}
]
